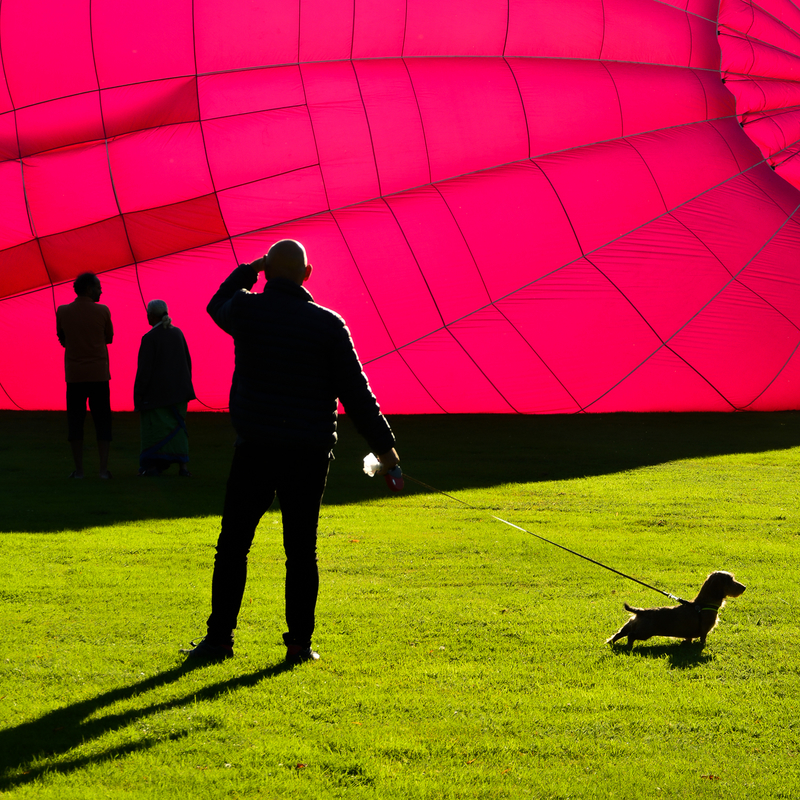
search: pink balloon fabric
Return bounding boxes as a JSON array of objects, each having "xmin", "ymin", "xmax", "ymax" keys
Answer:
[
  {"xmin": 719, "ymin": 0, "xmax": 800, "ymax": 186},
  {"xmin": 1, "ymin": 0, "xmax": 799, "ymax": 413}
]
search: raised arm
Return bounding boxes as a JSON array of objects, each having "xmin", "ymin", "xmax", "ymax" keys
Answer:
[{"xmin": 207, "ymin": 262, "xmax": 260, "ymax": 334}]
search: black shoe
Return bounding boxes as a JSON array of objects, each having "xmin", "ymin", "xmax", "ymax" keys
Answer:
[
  {"xmin": 180, "ymin": 638, "xmax": 234, "ymax": 661},
  {"xmin": 286, "ymin": 645, "xmax": 320, "ymax": 664},
  {"xmin": 179, "ymin": 468, "xmax": 192, "ymax": 477}
]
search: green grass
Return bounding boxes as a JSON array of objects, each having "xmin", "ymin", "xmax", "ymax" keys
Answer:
[{"xmin": 1, "ymin": 410, "xmax": 799, "ymax": 798}]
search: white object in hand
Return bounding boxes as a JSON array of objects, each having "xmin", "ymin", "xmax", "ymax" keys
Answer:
[{"xmin": 363, "ymin": 453, "xmax": 382, "ymax": 477}]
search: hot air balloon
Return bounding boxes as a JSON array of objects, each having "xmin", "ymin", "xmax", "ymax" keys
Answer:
[{"xmin": 1, "ymin": 0, "xmax": 798, "ymax": 414}]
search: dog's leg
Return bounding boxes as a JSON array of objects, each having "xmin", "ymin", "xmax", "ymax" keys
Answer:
[{"xmin": 607, "ymin": 620, "xmax": 635, "ymax": 645}]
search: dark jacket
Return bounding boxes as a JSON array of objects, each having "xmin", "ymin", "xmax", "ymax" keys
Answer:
[
  {"xmin": 134, "ymin": 325, "xmax": 196, "ymax": 411},
  {"xmin": 207, "ymin": 265, "xmax": 395, "ymax": 453}
]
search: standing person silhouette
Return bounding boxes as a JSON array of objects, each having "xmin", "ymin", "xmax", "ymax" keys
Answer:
[
  {"xmin": 184, "ymin": 240, "xmax": 398, "ymax": 663},
  {"xmin": 56, "ymin": 272, "xmax": 114, "ymax": 479},
  {"xmin": 134, "ymin": 299, "xmax": 196, "ymax": 477}
]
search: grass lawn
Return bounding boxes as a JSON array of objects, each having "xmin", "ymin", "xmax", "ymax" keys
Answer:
[{"xmin": 0, "ymin": 410, "xmax": 799, "ymax": 798}]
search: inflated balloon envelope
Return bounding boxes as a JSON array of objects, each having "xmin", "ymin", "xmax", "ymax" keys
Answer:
[{"xmin": 0, "ymin": 0, "xmax": 799, "ymax": 414}]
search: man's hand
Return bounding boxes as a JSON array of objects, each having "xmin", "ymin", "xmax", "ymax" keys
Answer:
[
  {"xmin": 250, "ymin": 255, "xmax": 268, "ymax": 274},
  {"xmin": 376, "ymin": 448, "xmax": 400, "ymax": 475}
]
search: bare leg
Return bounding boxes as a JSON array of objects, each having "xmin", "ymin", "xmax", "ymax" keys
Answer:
[
  {"xmin": 70, "ymin": 440, "xmax": 84, "ymax": 478},
  {"xmin": 98, "ymin": 440, "xmax": 111, "ymax": 478}
]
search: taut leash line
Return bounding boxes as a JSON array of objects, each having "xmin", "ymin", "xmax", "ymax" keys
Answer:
[{"xmin": 401, "ymin": 472, "xmax": 691, "ymax": 606}]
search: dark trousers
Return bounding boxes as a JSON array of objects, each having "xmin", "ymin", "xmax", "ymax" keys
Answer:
[
  {"xmin": 206, "ymin": 440, "xmax": 331, "ymax": 648},
  {"xmin": 66, "ymin": 381, "xmax": 112, "ymax": 441}
]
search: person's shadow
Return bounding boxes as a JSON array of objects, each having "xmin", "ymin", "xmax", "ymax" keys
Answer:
[{"xmin": 0, "ymin": 659, "xmax": 292, "ymax": 791}]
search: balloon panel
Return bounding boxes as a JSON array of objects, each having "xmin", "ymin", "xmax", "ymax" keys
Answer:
[
  {"xmin": 588, "ymin": 215, "xmax": 733, "ymax": 343},
  {"xmin": 1, "ymin": 0, "xmax": 799, "ymax": 414},
  {"xmin": 626, "ymin": 122, "xmax": 745, "ymax": 211},
  {"xmin": 351, "ymin": 60, "xmax": 430, "ymax": 195},
  {"xmin": 384, "ymin": 188, "xmax": 492, "ymax": 326},
  {"xmin": 92, "ymin": 0, "xmax": 196, "ymax": 87},
  {"xmin": 748, "ymin": 348, "xmax": 800, "ymax": 411},
  {"xmin": 436, "ymin": 164, "xmax": 584, "ymax": 300},
  {"xmin": 738, "ymin": 218, "xmax": 800, "ymax": 328},
  {"xmin": 587, "ymin": 348, "xmax": 733, "ymax": 413},
  {"xmin": 0, "ymin": 289, "xmax": 65, "ymax": 409},
  {"xmin": 495, "ymin": 260, "xmax": 664, "ymax": 409},
  {"xmin": 669, "ymin": 281, "xmax": 800, "ymax": 408},
  {"xmin": 448, "ymin": 306, "xmax": 580, "ymax": 413},
  {"xmin": 537, "ymin": 141, "xmax": 668, "ymax": 254}
]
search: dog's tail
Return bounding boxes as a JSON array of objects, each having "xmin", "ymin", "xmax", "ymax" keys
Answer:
[{"xmin": 624, "ymin": 603, "xmax": 643, "ymax": 613}]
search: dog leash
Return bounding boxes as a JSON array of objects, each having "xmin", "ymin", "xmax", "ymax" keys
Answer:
[{"xmin": 401, "ymin": 471, "xmax": 692, "ymax": 606}]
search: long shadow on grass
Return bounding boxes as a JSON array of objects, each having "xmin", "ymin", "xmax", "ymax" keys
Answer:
[
  {"xmin": 3, "ymin": 410, "xmax": 800, "ymax": 532},
  {"xmin": 608, "ymin": 642, "xmax": 713, "ymax": 669},
  {"xmin": 0, "ymin": 660, "xmax": 292, "ymax": 790}
]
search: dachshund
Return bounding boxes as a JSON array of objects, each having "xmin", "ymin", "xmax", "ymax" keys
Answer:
[{"xmin": 607, "ymin": 571, "xmax": 746, "ymax": 649}]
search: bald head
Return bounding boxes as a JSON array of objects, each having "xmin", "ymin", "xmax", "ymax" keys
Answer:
[{"xmin": 264, "ymin": 240, "xmax": 310, "ymax": 285}]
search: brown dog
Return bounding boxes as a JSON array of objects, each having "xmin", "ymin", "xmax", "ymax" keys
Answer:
[{"xmin": 607, "ymin": 571, "xmax": 746, "ymax": 649}]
